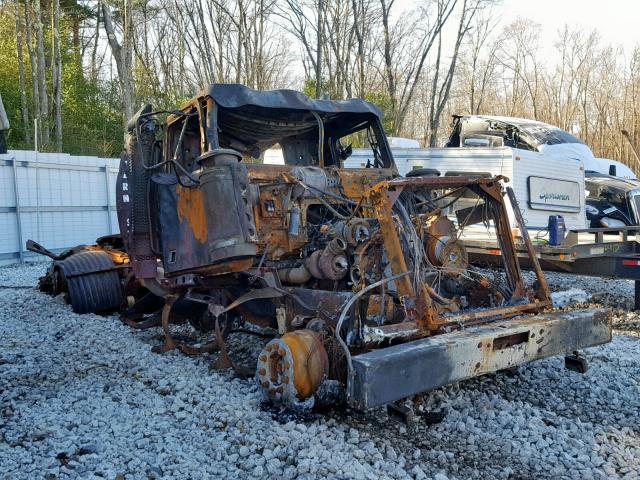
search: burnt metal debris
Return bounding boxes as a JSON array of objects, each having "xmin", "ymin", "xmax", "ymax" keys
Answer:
[{"xmin": 29, "ymin": 84, "xmax": 612, "ymax": 410}]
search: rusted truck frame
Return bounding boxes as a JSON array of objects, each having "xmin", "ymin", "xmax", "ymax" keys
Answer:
[{"xmin": 31, "ymin": 85, "xmax": 611, "ymax": 410}]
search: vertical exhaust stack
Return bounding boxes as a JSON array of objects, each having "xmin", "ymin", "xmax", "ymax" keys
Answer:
[{"xmin": 116, "ymin": 104, "xmax": 158, "ymax": 279}]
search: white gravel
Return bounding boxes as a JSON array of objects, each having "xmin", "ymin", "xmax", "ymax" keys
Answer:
[{"xmin": 1, "ymin": 263, "xmax": 639, "ymax": 479}]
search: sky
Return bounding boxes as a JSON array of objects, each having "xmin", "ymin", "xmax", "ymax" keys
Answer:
[
  {"xmin": 396, "ymin": 0, "xmax": 639, "ymax": 61},
  {"xmin": 500, "ymin": 0, "xmax": 639, "ymax": 53}
]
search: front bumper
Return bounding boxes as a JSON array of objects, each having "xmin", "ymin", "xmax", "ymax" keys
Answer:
[{"xmin": 348, "ymin": 308, "xmax": 611, "ymax": 409}]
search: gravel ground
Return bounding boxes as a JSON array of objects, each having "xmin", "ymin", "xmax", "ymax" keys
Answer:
[{"xmin": 1, "ymin": 263, "xmax": 639, "ymax": 479}]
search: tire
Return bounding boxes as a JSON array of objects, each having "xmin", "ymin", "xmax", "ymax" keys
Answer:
[
  {"xmin": 406, "ymin": 168, "xmax": 441, "ymax": 178},
  {"xmin": 56, "ymin": 251, "xmax": 123, "ymax": 314}
]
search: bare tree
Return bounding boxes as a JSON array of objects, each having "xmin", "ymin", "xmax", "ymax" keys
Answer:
[
  {"xmin": 90, "ymin": 0, "xmax": 102, "ymax": 83},
  {"xmin": 427, "ymin": 0, "xmax": 488, "ymax": 145},
  {"xmin": 380, "ymin": 0, "xmax": 458, "ymax": 135},
  {"xmin": 276, "ymin": 0, "xmax": 323, "ymax": 91},
  {"xmin": 463, "ymin": 8, "xmax": 499, "ymax": 114},
  {"xmin": 102, "ymin": 1, "xmax": 135, "ymax": 123},
  {"xmin": 495, "ymin": 18, "xmax": 543, "ymax": 118},
  {"xmin": 549, "ymin": 26, "xmax": 599, "ymax": 130},
  {"xmin": 351, "ymin": 0, "xmax": 366, "ymax": 97},
  {"xmin": 8, "ymin": 0, "xmax": 640, "ymax": 171},
  {"xmin": 315, "ymin": 0, "xmax": 324, "ymax": 97}
]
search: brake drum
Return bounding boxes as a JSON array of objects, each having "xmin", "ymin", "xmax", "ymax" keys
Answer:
[{"xmin": 256, "ymin": 329, "xmax": 328, "ymax": 406}]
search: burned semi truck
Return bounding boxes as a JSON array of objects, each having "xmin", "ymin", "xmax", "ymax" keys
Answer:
[{"xmin": 31, "ymin": 85, "xmax": 611, "ymax": 410}]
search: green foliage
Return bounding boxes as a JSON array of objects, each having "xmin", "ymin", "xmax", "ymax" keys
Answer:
[
  {"xmin": 364, "ymin": 91, "xmax": 394, "ymax": 135},
  {"xmin": 0, "ymin": 7, "xmax": 28, "ymax": 149},
  {"xmin": 60, "ymin": 60, "xmax": 124, "ymax": 156},
  {"xmin": 0, "ymin": 0, "xmax": 397, "ymax": 159},
  {"xmin": 302, "ymin": 79, "xmax": 395, "ymax": 136},
  {"xmin": 0, "ymin": 5, "xmax": 123, "ymax": 157},
  {"xmin": 302, "ymin": 78, "xmax": 332, "ymax": 99}
]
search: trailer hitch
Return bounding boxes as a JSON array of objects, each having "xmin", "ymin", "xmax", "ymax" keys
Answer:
[{"xmin": 564, "ymin": 351, "xmax": 589, "ymax": 374}]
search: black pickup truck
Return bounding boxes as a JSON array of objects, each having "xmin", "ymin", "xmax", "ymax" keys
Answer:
[{"xmin": 585, "ymin": 172, "xmax": 640, "ymax": 228}]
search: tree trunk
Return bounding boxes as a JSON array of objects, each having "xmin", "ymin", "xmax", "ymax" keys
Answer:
[
  {"xmin": 351, "ymin": 0, "xmax": 365, "ymax": 98},
  {"xmin": 24, "ymin": 0, "xmax": 41, "ymax": 147},
  {"xmin": 315, "ymin": 0, "xmax": 324, "ymax": 98},
  {"xmin": 257, "ymin": 0, "xmax": 266, "ymax": 89},
  {"xmin": 53, "ymin": 0, "xmax": 63, "ymax": 151},
  {"xmin": 394, "ymin": 0, "xmax": 457, "ymax": 136},
  {"xmin": 102, "ymin": 2, "xmax": 134, "ymax": 124},
  {"xmin": 33, "ymin": 0, "xmax": 50, "ymax": 144},
  {"xmin": 429, "ymin": 0, "xmax": 474, "ymax": 145},
  {"xmin": 380, "ymin": 0, "xmax": 396, "ymax": 132},
  {"xmin": 427, "ymin": 30, "xmax": 443, "ymax": 145},
  {"xmin": 90, "ymin": 0, "xmax": 101, "ymax": 83},
  {"xmin": 15, "ymin": 3, "xmax": 32, "ymax": 145},
  {"xmin": 235, "ymin": 0, "xmax": 243, "ymax": 84},
  {"xmin": 123, "ymin": 0, "xmax": 135, "ymax": 120}
]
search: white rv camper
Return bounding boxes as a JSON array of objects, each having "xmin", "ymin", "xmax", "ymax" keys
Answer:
[{"xmin": 345, "ymin": 142, "xmax": 588, "ymax": 233}]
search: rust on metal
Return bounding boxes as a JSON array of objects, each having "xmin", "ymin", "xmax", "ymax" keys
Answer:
[
  {"xmin": 367, "ymin": 186, "xmax": 438, "ymax": 331},
  {"xmin": 256, "ymin": 329, "xmax": 328, "ymax": 404},
  {"xmin": 506, "ymin": 186, "xmax": 551, "ymax": 302},
  {"xmin": 29, "ymin": 84, "xmax": 610, "ymax": 411},
  {"xmin": 176, "ymin": 185, "xmax": 208, "ymax": 243}
]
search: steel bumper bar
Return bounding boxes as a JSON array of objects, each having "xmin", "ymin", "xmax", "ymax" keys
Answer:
[{"xmin": 348, "ymin": 308, "xmax": 611, "ymax": 409}]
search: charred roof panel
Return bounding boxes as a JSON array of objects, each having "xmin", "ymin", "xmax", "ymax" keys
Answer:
[
  {"xmin": 197, "ymin": 84, "xmax": 383, "ymax": 158},
  {"xmin": 206, "ymin": 83, "xmax": 383, "ymax": 117}
]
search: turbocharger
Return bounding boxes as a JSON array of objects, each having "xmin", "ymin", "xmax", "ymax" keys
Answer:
[
  {"xmin": 278, "ymin": 238, "xmax": 349, "ymax": 284},
  {"xmin": 306, "ymin": 238, "xmax": 349, "ymax": 281}
]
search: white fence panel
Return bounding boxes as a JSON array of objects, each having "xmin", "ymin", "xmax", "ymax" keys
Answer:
[{"xmin": 0, "ymin": 150, "xmax": 120, "ymax": 266}]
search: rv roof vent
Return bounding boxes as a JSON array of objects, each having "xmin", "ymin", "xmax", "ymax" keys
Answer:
[
  {"xmin": 461, "ymin": 133, "xmax": 504, "ymax": 147},
  {"xmin": 464, "ymin": 137, "xmax": 490, "ymax": 147}
]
